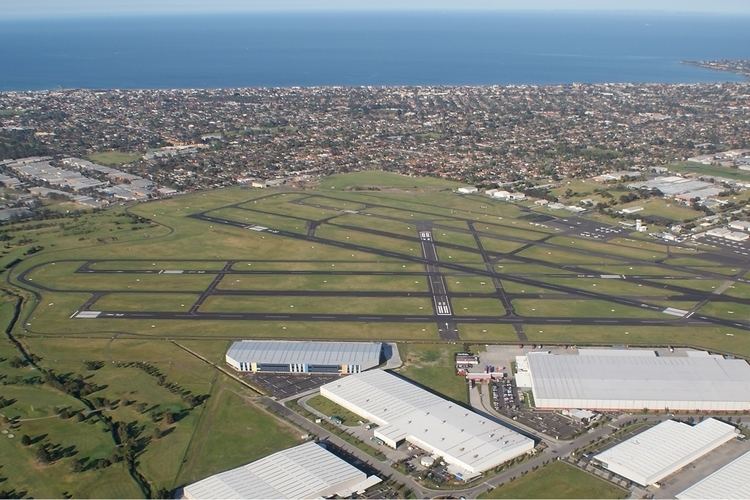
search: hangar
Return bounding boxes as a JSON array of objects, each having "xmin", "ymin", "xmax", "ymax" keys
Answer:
[
  {"xmin": 677, "ymin": 450, "xmax": 750, "ymax": 499},
  {"xmin": 319, "ymin": 369, "xmax": 534, "ymax": 479},
  {"xmin": 226, "ymin": 340, "xmax": 382, "ymax": 374},
  {"xmin": 517, "ymin": 349, "xmax": 750, "ymax": 411},
  {"xmin": 183, "ymin": 441, "xmax": 380, "ymax": 499},
  {"xmin": 594, "ymin": 419, "xmax": 738, "ymax": 486}
]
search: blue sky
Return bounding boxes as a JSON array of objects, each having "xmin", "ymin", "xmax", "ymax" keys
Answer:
[{"xmin": 3, "ymin": 0, "xmax": 749, "ymax": 18}]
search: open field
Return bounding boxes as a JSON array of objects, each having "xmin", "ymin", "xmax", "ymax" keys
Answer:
[
  {"xmin": 459, "ymin": 324, "xmax": 519, "ymax": 342},
  {"xmin": 7, "ymin": 172, "xmax": 749, "ymax": 348},
  {"xmin": 668, "ymin": 161, "xmax": 750, "ymax": 183},
  {"xmin": 199, "ymin": 295, "xmax": 434, "ymax": 315},
  {"xmin": 318, "ymin": 170, "xmax": 462, "ymax": 190},
  {"xmin": 88, "ymin": 150, "xmax": 141, "ymax": 166},
  {"xmin": 616, "ymin": 198, "xmax": 706, "ymax": 222},
  {"xmin": 524, "ymin": 325, "xmax": 750, "ymax": 357},
  {"xmin": 513, "ymin": 299, "xmax": 668, "ymax": 319},
  {"xmin": 174, "ymin": 378, "xmax": 301, "ymax": 489},
  {"xmin": 396, "ymin": 343, "xmax": 468, "ymax": 404},
  {"xmin": 3, "ymin": 171, "xmax": 750, "ymax": 497},
  {"xmin": 0, "ymin": 321, "xmax": 302, "ymax": 497},
  {"xmin": 216, "ymin": 273, "xmax": 429, "ymax": 292},
  {"xmin": 93, "ymin": 293, "xmax": 200, "ymax": 311},
  {"xmin": 479, "ymin": 461, "xmax": 627, "ymax": 499},
  {"xmin": 306, "ymin": 395, "xmax": 363, "ymax": 426}
]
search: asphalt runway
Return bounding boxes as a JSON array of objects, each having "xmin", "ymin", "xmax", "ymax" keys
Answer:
[
  {"xmin": 82, "ymin": 309, "xmax": 713, "ymax": 326},
  {"xmin": 418, "ymin": 227, "xmax": 452, "ymax": 316},
  {"xmin": 192, "ymin": 211, "xmax": 749, "ymax": 327},
  {"xmin": 417, "ymin": 224, "xmax": 457, "ymax": 341},
  {"xmin": 16, "ymin": 191, "xmax": 750, "ymax": 338}
]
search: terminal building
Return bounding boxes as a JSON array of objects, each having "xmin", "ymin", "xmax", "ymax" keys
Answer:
[
  {"xmin": 515, "ymin": 349, "xmax": 750, "ymax": 411},
  {"xmin": 594, "ymin": 419, "xmax": 739, "ymax": 487},
  {"xmin": 319, "ymin": 369, "xmax": 534, "ymax": 479},
  {"xmin": 183, "ymin": 441, "xmax": 380, "ymax": 499},
  {"xmin": 226, "ymin": 340, "xmax": 382, "ymax": 375}
]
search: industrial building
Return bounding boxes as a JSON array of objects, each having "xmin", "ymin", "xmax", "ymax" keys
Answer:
[
  {"xmin": 677, "ymin": 450, "xmax": 750, "ymax": 499},
  {"xmin": 516, "ymin": 349, "xmax": 750, "ymax": 411},
  {"xmin": 594, "ymin": 419, "xmax": 738, "ymax": 486},
  {"xmin": 183, "ymin": 441, "xmax": 380, "ymax": 499},
  {"xmin": 226, "ymin": 340, "xmax": 382, "ymax": 374},
  {"xmin": 627, "ymin": 176, "xmax": 723, "ymax": 201},
  {"xmin": 729, "ymin": 220, "xmax": 750, "ymax": 232},
  {"xmin": 319, "ymin": 369, "xmax": 534, "ymax": 479},
  {"xmin": 705, "ymin": 227, "xmax": 750, "ymax": 242}
]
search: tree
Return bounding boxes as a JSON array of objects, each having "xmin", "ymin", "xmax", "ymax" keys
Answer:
[
  {"xmin": 36, "ymin": 446, "xmax": 51, "ymax": 464},
  {"xmin": 71, "ymin": 459, "xmax": 86, "ymax": 473},
  {"xmin": 155, "ymin": 488, "xmax": 172, "ymax": 499},
  {"xmin": 20, "ymin": 434, "xmax": 31, "ymax": 446}
]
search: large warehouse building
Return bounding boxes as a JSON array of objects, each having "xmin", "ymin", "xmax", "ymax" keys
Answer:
[
  {"xmin": 319, "ymin": 369, "xmax": 534, "ymax": 479},
  {"xmin": 226, "ymin": 340, "xmax": 382, "ymax": 374},
  {"xmin": 517, "ymin": 349, "xmax": 750, "ymax": 411},
  {"xmin": 594, "ymin": 419, "xmax": 738, "ymax": 486},
  {"xmin": 677, "ymin": 450, "xmax": 750, "ymax": 499},
  {"xmin": 183, "ymin": 441, "xmax": 380, "ymax": 499}
]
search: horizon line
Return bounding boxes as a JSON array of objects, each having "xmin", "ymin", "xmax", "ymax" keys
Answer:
[{"xmin": 3, "ymin": 8, "xmax": 750, "ymax": 21}]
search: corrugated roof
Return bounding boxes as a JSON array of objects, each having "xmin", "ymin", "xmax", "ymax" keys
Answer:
[
  {"xmin": 320, "ymin": 369, "xmax": 534, "ymax": 474},
  {"xmin": 226, "ymin": 340, "xmax": 382, "ymax": 368},
  {"xmin": 677, "ymin": 450, "xmax": 750, "ymax": 499},
  {"xmin": 183, "ymin": 441, "xmax": 366, "ymax": 499},
  {"xmin": 595, "ymin": 419, "xmax": 737, "ymax": 486},
  {"xmin": 526, "ymin": 351, "xmax": 750, "ymax": 404}
]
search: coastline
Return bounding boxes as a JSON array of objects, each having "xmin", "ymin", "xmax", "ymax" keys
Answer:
[
  {"xmin": 1, "ymin": 12, "xmax": 749, "ymax": 91},
  {"xmin": 683, "ymin": 60, "xmax": 750, "ymax": 80}
]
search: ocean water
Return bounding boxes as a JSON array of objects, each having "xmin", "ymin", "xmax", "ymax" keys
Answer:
[{"xmin": 0, "ymin": 12, "xmax": 749, "ymax": 90}]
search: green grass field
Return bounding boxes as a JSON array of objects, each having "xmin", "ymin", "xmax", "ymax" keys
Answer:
[
  {"xmin": 306, "ymin": 395, "xmax": 364, "ymax": 426},
  {"xmin": 616, "ymin": 198, "xmax": 705, "ymax": 222},
  {"xmin": 668, "ymin": 161, "xmax": 750, "ymax": 183},
  {"xmin": 459, "ymin": 324, "xmax": 520, "ymax": 342},
  {"xmin": 88, "ymin": 150, "xmax": 142, "ymax": 166},
  {"xmin": 396, "ymin": 344, "xmax": 467, "ymax": 404},
  {"xmin": 479, "ymin": 461, "xmax": 626, "ymax": 499},
  {"xmin": 216, "ymin": 273, "xmax": 428, "ymax": 292},
  {"xmin": 3, "ymin": 170, "xmax": 750, "ymax": 497},
  {"xmin": 174, "ymin": 378, "xmax": 301, "ymax": 489},
  {"xmin": 514, "ymin": 299, "xmax": 667, "ymax": 319},
  {"xmin": 1, "ymin": 335, "xmax": 303, "ymax": 497},
  {"xmin": 199, "ymin": 295, "xmax": 433, "ymax": 315},
  {"xmin": 318, "ymin": 170, "xmax": 462, "ymax": 191},
  {"xmin": 6, "ymin": 173, "xmax": 747, "ymax": 346}
]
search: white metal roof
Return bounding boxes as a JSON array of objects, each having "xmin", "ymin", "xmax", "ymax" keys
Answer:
[
  {"xmin": 595, "ymin": 419, "xmax": 738, "ymax": 486},
  {"xmin": 677, "ymin": 450, "xmax": 750, "ymax": 499},
  {"xmin": 226, "ymin": 340, "xmax": 382, "ymax": 368},
  {"xmin": 577, "ymin": 348, "xmax": 657, "ymax": 357},
  {"xmin": 320, "ymin": 369, "xmax": 534, "ymax": 474},
  {"xmin": 183, "ymin": 441, "xmax": 369, "ymax": 499},
  {"xmin": 526, "ymin": 350, "xmax": 750, "ymax": 405}
]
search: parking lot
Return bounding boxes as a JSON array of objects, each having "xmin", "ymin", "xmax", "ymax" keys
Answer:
[
  {"xmin": 497, "ymin": 403, "xmax": 586, "ymax": 441},
  {"xmin": 700, "ymin": 235, "xmax": 750, "ymax": 257},
  {"xmin": 474, "ymin": 345, "xmax": 589, "ymax": 440},
  {"xmin": 246, "ymin": 372, "xmax": 338, "ymax": 399},
  {"xmin": 559, "ymin": 218, "xmax": 629, "ymax": 240},
  {"xmin": 490, "ymin": 378, "xmax": 519, "ymax": 411}
]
